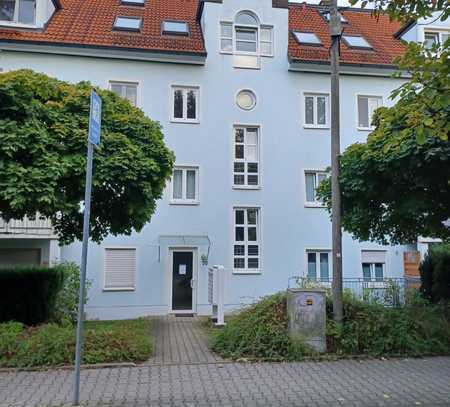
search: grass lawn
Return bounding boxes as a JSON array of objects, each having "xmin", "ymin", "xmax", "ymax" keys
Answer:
[{"xmin": 0, "ymin": 318, "xmax": 152, "ymax": 368}]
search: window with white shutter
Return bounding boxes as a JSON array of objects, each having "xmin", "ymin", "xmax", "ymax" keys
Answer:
[{"xmin": 104, "ymin": 248, "xmax": 136, "ymax": 290}]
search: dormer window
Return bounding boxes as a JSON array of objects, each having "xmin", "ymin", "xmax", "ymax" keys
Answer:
[
  {"xmin": 424, "ymin": 30, "xmax": 449, "ymax": 49},
  {"xmin": 0, "ymin": 0, "xmax": 36, "ymax": 24},
  {"xmin": 342, "ymin": 35, "xmax": 372, "ymax": 50},
  {"xmin": 293, "ymin": 31, "xmax": 322, "ymax": 46},
  {"xmin": 113, "ymin": 16, "xmax": 142, "ymax": 32},
  {"xmin": 219, "ymin": 11, "xmax": 273, "ymax": 69},
  {"xmin": 162, "ymin": 20, "xmax": 189, "ymax": 36}
]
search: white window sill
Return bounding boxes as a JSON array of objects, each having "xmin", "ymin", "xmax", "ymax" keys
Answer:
[
  {"xmin": 303, "ymin": 125, "xmax": 330, "ymax": 130},
  {"xmin": 103, "ymin": 288, "xmax": 135, "ymax": 292},
  {"xmin": 232, "ymin": 185, "xmax": 261, "ymax": 190},
  {"xmin": 232, "ymin": 270, "xmax": 261, "ymax": 275},
  {"xmin": 357, "ymin": 127, "xmax": 374, "ymax": 131},
  {"xmin": 170, "ymin": 200, "xmax": 200, "ymax": 206},
  {"xmin": 304, "ymin": 202, "xmax": 326, "ymax": 208},
  {"xmin": 170, "ymin": 119, "xmax": 200, "ymax": 125},
  {"xmin": 0, "ymin": 21, "xmax": 40, "ymax": 29}
]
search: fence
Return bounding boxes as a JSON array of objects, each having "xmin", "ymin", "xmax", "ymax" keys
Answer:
[
  {"xmin": 289, "ymin": 277, "xmax": 422, "ymax": 306},
  {"xmin": 0, "ymin": 215, "xmax": 54, "ymax": 236}
]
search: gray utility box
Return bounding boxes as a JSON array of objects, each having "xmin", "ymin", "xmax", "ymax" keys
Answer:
[{"xmin": 287, "ymin": 288, "xmax": 326, "ymax": 353}]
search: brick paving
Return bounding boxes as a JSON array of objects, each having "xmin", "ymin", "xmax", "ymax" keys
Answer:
[{"xmin": 1, "ymin": 316, "xmax": 450, "ymax": 407}]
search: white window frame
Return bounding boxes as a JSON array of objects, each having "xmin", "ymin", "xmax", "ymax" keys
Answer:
[
  {"xmin": 303, "ymin": 92, "xmax": 330, "ymax": 129},
  {"xmin": 109, "ymin": 80, "xmax": 139, "ymax": 107},
  {"xmin": 361, "ymin": 249, "xmax": 388, "ymax": 284},
  {"xmin": 421, "ymin": 28, "xmax": 450, "ymax": 49},
  {"xmin": 170, "ymin": 85, "xmax": 200, "ymax": 124},
  {"xmin": 305, "ymin": 249, "xmax": 332, "ymax": 282},
  {"xmin": 233, "ymin": 125, "xmax": 260, "ymax": 189},
  {"xmin": 304, "ymin": 169, "xmax": 328, "ymax": 207},
  {"xmin": 356, "ymin": 94, "xmax": 383, "ymax": 131},
  {"xmin": 103, "ymin": 247, "xmax": 137, "ymax": 291},
  {"xmin": 219, "ymin": 13, "xmax": 273, "ymax": 58},
  {"xmin": 170, "ymin": 166, "xmax": 200, "ymax": 205},
  {"xmin": 0, "ymin": 0, "xmax": 36, "ymax": 26},
  {"xmin": 232, "ymin": 206, "xmax": 262, "ymax": 274}
]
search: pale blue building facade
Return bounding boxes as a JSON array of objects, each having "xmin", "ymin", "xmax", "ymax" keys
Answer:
[{"xmin": 0, "ymin": 0, "xmax": 447, "ymax": 319}]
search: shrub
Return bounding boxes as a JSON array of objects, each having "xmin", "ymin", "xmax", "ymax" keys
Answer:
[
  {"xmin": 211, "ymin": 293, "xmax": 310, "ymax": 361},
  {"xmin": 53, "ymin": 262, "xmax": 91, "ymax": 324},
  {"xmin": 0, "ymin": 319, "xmax": 152, "ymax": 368},
  {"xmin": 420, "ymin": 243, "xmax": 450, "ymax": 303},
  {"xmin": 0, "ymin": 265, "xmax": 65, "ymax": 325}
]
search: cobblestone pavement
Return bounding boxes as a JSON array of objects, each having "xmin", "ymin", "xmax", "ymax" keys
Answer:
[
  {"xmin": 146, "ymin": 316, "xmax": 224, "ymax": 365},
  {"xmin": 1, "ymin": 316, "xmax": 450, "ymax": 406}
]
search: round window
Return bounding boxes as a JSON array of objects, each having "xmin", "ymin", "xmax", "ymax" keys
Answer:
[{"xmin": 236, "ymin": 90, "xmax": 257, "ymax": 111}]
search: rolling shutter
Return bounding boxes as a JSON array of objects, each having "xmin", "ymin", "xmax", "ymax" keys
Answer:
[
  {"xmin": 104, "ymin": 248, "xmax": 136, "ymax": 290},
  {"xmin": 361, "ymin": 250, "xmax": 386, "ymax": 264},
  {"xmin": 0, "ymin": 249, "xmax": 41, "ymax": 266}
]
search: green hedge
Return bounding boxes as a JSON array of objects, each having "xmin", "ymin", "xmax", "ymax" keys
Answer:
[
  {"xmin": 420, "ymin": 243, "xmax": 450, "ymax": 303},
  {"xmin": 0, "ymin": 265, "xmax": 65, "ymax": 325}
]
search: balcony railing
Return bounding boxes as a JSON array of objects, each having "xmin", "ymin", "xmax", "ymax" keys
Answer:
[
  {"xmin": 289, "ymin": 277, "xmax": 421, "ymax": 306},
  {"xmin": 0, "ymin": 215, "xmax": 55, "ymax": 237}
]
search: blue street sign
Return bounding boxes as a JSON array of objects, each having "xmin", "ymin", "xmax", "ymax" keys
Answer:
[{"xmin": 88, "ymin": 90, "xmax": 102, "ymax": 146}]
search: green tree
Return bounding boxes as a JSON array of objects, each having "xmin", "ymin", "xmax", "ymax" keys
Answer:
[{"xmin": 0, "ymin": 70, "xmax": 174, "ymax": 244}]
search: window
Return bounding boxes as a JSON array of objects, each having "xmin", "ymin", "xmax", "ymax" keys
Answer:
[
  {"xmin": 110, "ymin": 81, "xmax": 138, "ymax": 106},
  {"xmin": 236, "ymin": 89, "xmax": 257, "ymax": 111},
  {"xmin": 121, "ymin": 0, "xmax": 145, "ymax": 5},
  {"xmin": 0, "ymin": 0, "xmax": 35, "ymax": 24},
  {"xmin": 293, "ymin": 31, "xmax": 322, "ymax": 46},
  {"xmin": 304, "ymin": 93, "xmax": 329, "ymax": 127},
  {"xmin": 171, "ymin": 86, "xmax": 199, "ymax": 123},
  {"xmin": 424, "ymin": 30, "xmax": 449, "ymax": 49},
  {"xmin": 219, "ymin": 12, "xmax": 273, "ymax": 58},
  {"xmin": 162, "ymin": 20, "xmax": 189, "ymax": 36},
  {"xmin": 233, "ymin": 208, "xmax": 260, "ymax": 272},
  {"xmin": 361, "ymin": 250, "xmax": 386, "ymax": 282},
  {"xmin": 113, "ymin": 16, "xmax": 142, "ymax": 31},
  {"xmin": 104, "ymin": 248, "xmax": 136, "ymax": 290},
  {"xmin": 233, "ymin": 126, "xmax": 259, "ymax": 188},
  {"xmin": 305, "ymin": 171, "xmax": 327, "ymax": 205},
  {"xmin": 307, "ymin": 251, "xmax": 331, "ymax": 281},
  {"xmin": 343, "ymin": 35, "xmax": 372, "ymax": 49},
  {"xmin": 171, "ymin": 166, "xmax": 199, "ymax": 204},
  {"xmin": 357, "ymin": 95, "xmax": 382, "ymax": 129}
]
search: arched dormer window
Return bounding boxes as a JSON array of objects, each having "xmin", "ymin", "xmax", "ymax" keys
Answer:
[{"xmin": 220, "ymin": 10, "xmax": 273, "ymax": 68}]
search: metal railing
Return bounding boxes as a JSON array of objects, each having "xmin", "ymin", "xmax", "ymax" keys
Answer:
[
  {"xmin": 0, "ymin": 215, "xmax": 54, "ymax": 236},
  {"xmin": 289, "ymin": 277, "xmax": 421, "ymax": 306}
]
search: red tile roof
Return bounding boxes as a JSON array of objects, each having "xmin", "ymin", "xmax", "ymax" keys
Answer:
[
  {"xmin": 0, "ymin": 0, "xmax": 206, "ymax": 55},
  {"xmin": 289, "ymin": 4, "xmax": 406, "ymax": 66}
]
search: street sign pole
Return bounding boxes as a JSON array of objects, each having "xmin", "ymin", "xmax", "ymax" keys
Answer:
[{"xmin": 73, "ymin": 90, "xmax": 102, "ymax": 406}]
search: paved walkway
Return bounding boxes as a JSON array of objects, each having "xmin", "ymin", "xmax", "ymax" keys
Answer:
[
  {"xmin": 146, "ymin": 316, "xmax": 224, "ymax": 365},
  {"xmin": 1, "ymin": 316, "xmax": 450, "ymax": 407}
]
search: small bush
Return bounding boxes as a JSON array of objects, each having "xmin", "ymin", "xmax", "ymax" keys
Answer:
[
  {"xmin": 211, "ymin": 291, "xmax": 450, "ymax": 361},
  {"xmin": 211, "ymin": 293, "xmax": 311, "ymax": 361},
  {"xmin": 0, "ymin": 319, "xmax": 152, "ymax": 368},
  {"xmin": 0, "ymin": 266, "xmax": 65, "ymax": 325},
  {"xmin": 420, "ymin": 243, "xmax": 450, "ymax": 303},
  {"xmin": 53, "ymin": 262, "xmax": 91, "ymax": 324}
]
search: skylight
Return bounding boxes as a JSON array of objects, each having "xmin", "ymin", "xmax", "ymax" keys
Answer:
[
  {"xmin": 113, "ymin": 16, "xmax": 142, "ymax": 31},
  {"xmin": 162, "ymin": 21, "xmax": 189, "ymax": 36},
  {"xmin": 293, "ymin": 31, "xmax": 322, "ymax": 46},
  {"xmin": 323, "ymin": 12, "xmax": 347, "ymax": 23},
  {"xmin": 121, "ymin": 0, "xmax": 145, "ymax": 5},
  {"xmin": 343, "ymin": 35, "xmax": 372, "ymax": 49}
]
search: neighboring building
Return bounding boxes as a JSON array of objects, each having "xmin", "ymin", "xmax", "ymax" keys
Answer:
[{"xmin": 0, "ymin": 0, "xmax": 447, "ymax": 319}]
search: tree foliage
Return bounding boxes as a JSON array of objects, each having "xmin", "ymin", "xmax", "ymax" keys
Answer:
[{"xmin": 0, "ymin": 70, "xmax": 174, "ymax": 244}]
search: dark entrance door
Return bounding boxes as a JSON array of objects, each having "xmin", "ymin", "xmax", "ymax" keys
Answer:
[{"xmin": 172, "ymin": 251, "xmax": 193, "ymax": 311}]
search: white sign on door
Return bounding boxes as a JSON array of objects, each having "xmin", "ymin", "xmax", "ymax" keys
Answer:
[{"xmin": 179, "ymin": 264, "xmax": 187, "ymax": 275}]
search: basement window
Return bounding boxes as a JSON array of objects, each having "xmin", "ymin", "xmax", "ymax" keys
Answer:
[
  {"xmin": 113, "ymin": 16, "xmax": 142, "ymax": 32},
  {"xmin": 343, "ymin": 35, "xmax": 372, "ymax": 49},
  {"xmin": 293, "ymin": 31, "xmax": 322, "ymax": 46},
  {"xmin": 162, "ymin": 20, "xmax": 189, "ymax": 36}
]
